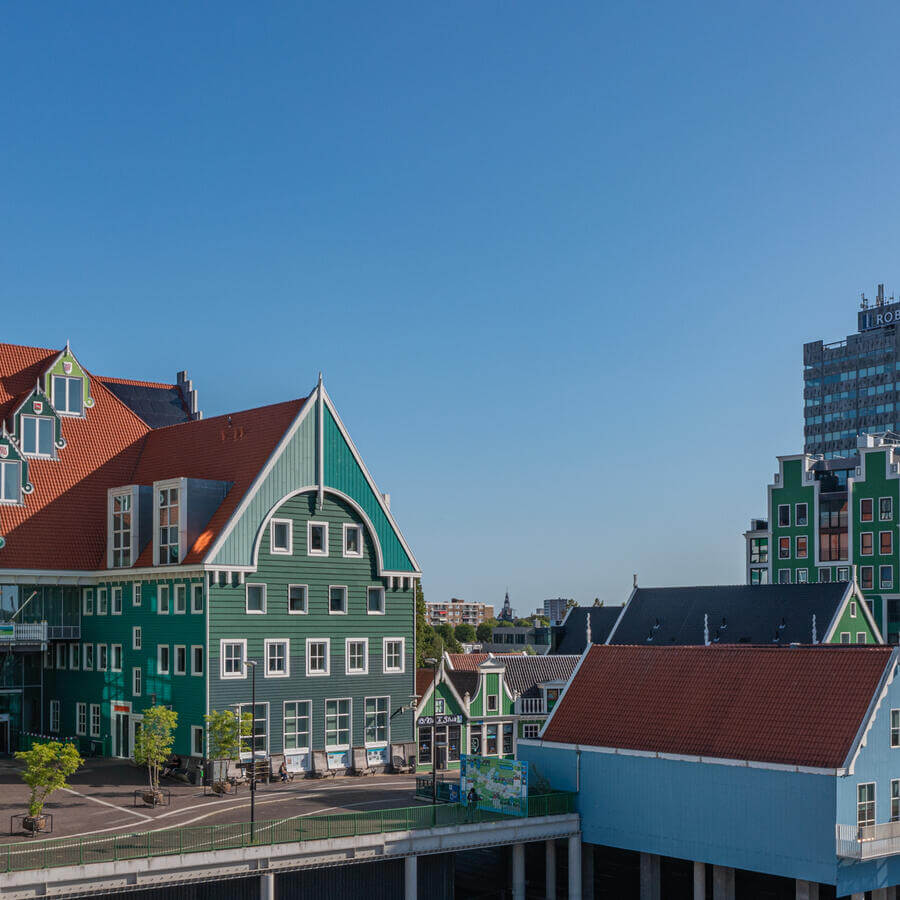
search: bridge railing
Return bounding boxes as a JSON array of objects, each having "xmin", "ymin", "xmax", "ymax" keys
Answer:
[{"xmin": 2, "ymin": 793, "xmax": 577, "ymax": 874}]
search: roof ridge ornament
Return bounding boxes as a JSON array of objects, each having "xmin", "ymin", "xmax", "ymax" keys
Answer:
[
  {"xmin": 703, "ymin": 613, "xmax": 710, "ymax": 646},
  {"xmin": 812, "ymin": 614, "xmax": 818, "ymax": 644}
]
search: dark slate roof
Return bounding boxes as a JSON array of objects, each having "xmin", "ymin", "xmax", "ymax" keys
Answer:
[
  {"xmin": 446, "ymin": 669, "xmax": 478, "ymax": 699},
  {"xmin": 502, "ymin": 655, "xmax": 580, "ymax": 698},
  {"xmin": 607, "ymin": 583, "xmax": 851, "ymax": 646},
  {"xmin": 543, "ymin": 645, "xmax": 893, "ymax": 768},
  {"xmin": 553, "ymin": 607, "xmax": 623, "ymax": 654},
  {"xmin": 99, "ymin": 378, "xmax": 191, "ymax": 428}
]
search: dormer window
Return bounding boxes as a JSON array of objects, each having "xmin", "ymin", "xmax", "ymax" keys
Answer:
[
  {"xmin": 21, "ymin": 416, "xmax": 54, "ymax": 458},
  {"xmin": 0, "ymin": 460, "xmax": 21, "ymax": 504},
  {"xmin": 111, "ymin": 493, "xmax": 133, "ymax": 567},
  {"xmin": 158, "ymin": 486, "xmax": 180, "ymax": 564},
  {"xmin": 51, "ymin": 375, "xmax": 83, "ymax": 417}
]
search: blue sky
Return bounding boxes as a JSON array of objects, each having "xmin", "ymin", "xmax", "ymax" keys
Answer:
[{"xmin": 3, "ymin": 3, "xmax": 900, "ymax": 612}]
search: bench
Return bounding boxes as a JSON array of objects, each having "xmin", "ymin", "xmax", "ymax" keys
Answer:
[
  {"xmin": 390, "ymin": 742, "xmax": 417, "ymax": 774},
  {"xmin": 351, "ymin": 747, "xmax": 375, "ymax": 776},
  {"xmin": 310, "ymin": 749, "xmax": 337, "ymax": 779}
]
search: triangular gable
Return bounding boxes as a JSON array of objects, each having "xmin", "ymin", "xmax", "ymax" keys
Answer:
[
  {"xmin": 824, "ymin": 582, "xmax": 884, "ymax": 645},
  {"xmin": 7, "ymin": 385, "xmax": 66, "ymax": 454},
  {"xmin": 42, "ymin": 344, "xmax": 95, "ymax": 413}
]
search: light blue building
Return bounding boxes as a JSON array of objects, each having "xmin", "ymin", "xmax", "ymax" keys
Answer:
[{"xmin": 519, "ymin": 643, "xmax": 900, "ymax": 899}]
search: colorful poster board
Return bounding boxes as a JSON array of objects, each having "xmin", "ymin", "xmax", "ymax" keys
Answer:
[{"xmin": 459, "ymin": 754, "xmax": 528, "ymax": 816}]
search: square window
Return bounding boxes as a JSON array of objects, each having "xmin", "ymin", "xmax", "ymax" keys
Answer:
[
  {"xmin": 221, "ymin": 640, "xmax": 247, "ymax": 679},
  {"xmin": 857, "ymin": 632, "xmax": 867, "ymax": 644},
  {"xmin": 881, "ymin": 497, "xmax": 894, "ymax": 522},
  {"xmin": 346, "ymin": 639, "xmax": 368, "ymax": 674},
  {"xmin": 861, "ymin": 498, "xmax": 874, "ymax": 522},
  {"xmin": 307, "ymin": 521, "xmax": 328, "ymax": 556},
  {"xmin": 343, "ymin": 524, "xmax": 363, "ymax": 557},
  {"xmin": 383, "ymin": 638, "xmax": 404, "ymax": 673},
  {"xmin": 306, "ymin": 639, "xmax": 329, "ymax": 676},
  {"xmin": 174, "ymin": 585, "xmax": 186, "ymax": 614},
  {"xmin": 837, "ymin": 567, "xmax": 850, "ymax": 581},
  {"xmin": 0, "ymin": 459, "xmax": 21, "ymax": 504},
  {"xmin": 270, "ymin": 519, "xmax": 293, "ymax": 555},
  {"xmin": 778, "ymin": 569, "xmax": 791, "ymax": 584},
  {"xmin": 288, "ymin": 584, "xmax": 308, "ymax": 614},
  {"xmin": 367, "ymin": 587, "xmax": 385, "ymax": 615},
  {"xmin": 329, "ymin": 585, "xmax": 347, "ymax": 614},
  {"xmin": 174, "ymin": 645, "xmax": 187, "ymax": 675},
  {"xmin": 158, "ymin": 645, "xmax": 170, "ymax": 675},
  {"xmin": 158, "ymin": 585, "xmax": 170, "ymax": 614},
  {"xmin": 265, "ymin": 639, "xmax": 290, "ymax": 677},
  {"xmin": 796, "ymin": 568, "xmax": 808, "ymax": 583},
  {"xmin": 841, "ymin": 632, "xmax": 851, "ymax": 644},
  {"xmin": 819, "ymin": 568, "xmax": 831, "ymax": 583},
  {"xmin": 191, "ymin": 584, "xmax": 203, "ymax": 613},
  {"xmin": 246, "ymin": 583, "xmax": 267, "ymax": 614}
]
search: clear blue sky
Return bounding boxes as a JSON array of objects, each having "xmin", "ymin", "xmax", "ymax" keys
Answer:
[{"xmin": 3, "ymin": 3, "xmax": 899, "ymax": 611}]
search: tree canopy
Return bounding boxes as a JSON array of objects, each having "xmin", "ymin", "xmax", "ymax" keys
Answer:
[{"xmin": 16, "ymin": 741, "xmax": 84, "ymax": 818}]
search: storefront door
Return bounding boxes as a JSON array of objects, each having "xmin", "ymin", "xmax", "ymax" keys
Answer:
[{"xmin": 0, "ymin": 716, "xmax": 9, "ymax": 754}]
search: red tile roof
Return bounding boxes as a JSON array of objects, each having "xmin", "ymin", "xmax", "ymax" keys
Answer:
[
  {"xmin": 416, "ymin": 668, "xmax": 437, "ymax": 700},
  {"xmin": 447, "ymin": 652, "xmax": 523, "ymax": 670},
  {"xmin": 0, "ymin": 342, "xmax": 306, "ymax": 570},
  {"xmin": 541, "ymin": 644, "xmax": 893, "ymax": 769}
]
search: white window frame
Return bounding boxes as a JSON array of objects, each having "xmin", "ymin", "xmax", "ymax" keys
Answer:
[
  {"xmin": 0, "ymin": 459, "xmax": 21, "ymax": 505},
  {"xmin": 861, "ymin": 565, "xmax": 875, "ymax": 590},
  {"xmin": 245, "ymin": 582, "xmax": 267, "ymax": 615},
  {"xmin": 367, "ymin": 586, "xmax": 385, "ymax": 615},
  {"xmin": 49, "ymin": 699, "xmax": 60, "ymax": 733},
  {"xmin": 191, "ymin": 583, "xmax": 203, "ymax": 614},
  {"xmin": 283, "ymin": 700, "xmax": 311, "ymax": 752},
  {"xmin": 108, "ymin": 487, "xmax": 137, "ymax": 569},
  {"xmin": 435, "ymin": 698, "xmax": 445, "ymax": 714},
  {"xmin": 158, "ymin": 584, "xmax": 170, "ymax": 614},
  {"xmin": 82, "ymin": 588, "xmax": 94, "ymax": 616},
  {"xmin": 111, "ymin": 643, "xmax": 123, "ymax": 673},
  {"xmin": 270, "ymin": 518, "xmax": 293, "ymax": 555},
  {"xmin": 882, "ymin": 531, "xmax": 895, "ymax": 556},
  {"xmin": 861, "ymin": 531, "xmax": 875, "ymax": 556},
  {"xmin": 110, "ymin": 586, "xmax": 122, "ymax": 615},
  {"xmin": 487, "ymin": 694, "xmax": 499, "ymax": 712},
  {"xmin": 881, "ymin": 496, "xmax": 894, "ymax": 522},
  {"xmin": 264, "ymin": 638, "xmax": 290, "ymax": 678},
  {"xmin": 328, "ymin": 585, "xmax": 348, "ymax": 615},
  {"xmin": 307, "ymin": 521, "xmax": 329, "ymax": 557},
  {"xmin": 20, "ymin": 414, "xmax": 55, "ymax": 459},
  {"xmin": 97, "ymin": 644, "xmax": 108, "ymax": 672},
  {"xmin": 97, "ymin": 587, "xmax": 108, "ymax": 615},
  {"xmin": 523, "ymin": 723, "xmax": 541, "ymax": 739},
  {"xmin": 382, "ymin": 637, "xmax": 405, "ymax": 674},
  {"xmin": 69, "ymin": 643, "xmax": 79, "ymax": 670},
  {"xmin": 174, "ymin": 644, "xmax": 187, "ymax": 675},
  {"xmin": 858, "ymin": 782, "xmax": 876, "ymax": 827},
  {"xmin": 191, "ymin": 645, "xmax": 204, "ymax": 677},
  {"xmin": 324, "ymin": 697, "xmax": 351, "ymax": 751},
  {"xmin": 133, "ymin": 582, "xmax": 141, "ymax": 606},
  {"xmin": 861, "ymin": 498, "xmax": 875, "ymax": 523},
  {"xmin": 795, "ymin": 535, "xmax": 808, "ymax": 559},
  {"xmin": 850, "ymin": 601, "xmax": 857, "ymax": 618},
  {"xmin": 174, "ymin": 584, "xmax": 187, "ymax": 614},
  {"xmin": 796, "ymin": 568, "xmax": 808, "ymax": 583},
  {"xmin": 76, "ymin": 702, "xmax": 87, "ymax": 736},
  {"xmin": 220, "ymin": 639, "xmax": 247, "ymax": 680},
  {"xmin": 777, "ymin": 504, "xmax": 790, "ymax": 527},
  {"xmin": 857, "ymin": 632, "xmax": 867, "ymax": 644},
  {"xmin": 882, "ymin": 565, "xmax": 894, "ymax": 590},
  {"xmin": 157, "ymin": 644, "xmax": 170, "ymax": 675},
  {"xmin": 55, "ymin": 643, "xmax": 66, "ymax": 669},
  {"xmin": 153, "ymin": 477, "xmax": 186, "ymax": 566},
  {"xmin": 346, "ymin": 638, "xmax": 369, "ymax": 675},
  {"xmin": 343, "ymin": 523, "xmax": 363, "ymax": 558},
  {"xmin": 133, "ymin": 626, "xmax": 142, "ymax": 650},
  {"xmin": 288, "ymin": 584, "xmax": 308, "ymax": 615},
  {"xmin": 778, "ymin": 569, "xmax": 791, "ymax": 584},
  {"xmin": 892, "ymin": 709, "xmax": 900, "ymax": 747},
  {"xmin": 237, "ymin": 701, "xmax": 269, "ymax": 759},
  {"xmin": 306, "ymin": 638, "xmax": 330, "ymax": 676},
  {"xmin": 795, "ymin": 502, "xmax": 808, "ymax": 527},
  {"xmin": 192, "ymin": 726, "xmax": 204, "ymax": 757},
  {"xmin": 364, "ymin": 696, "xmax": 389, "ymax": 747},
  {"xmin": 841, "ymin": 631, "xmax": 851, "ymax": 644},
  {"xmin": 51, "ymin": 374, "xmax": 84, "ymax": 417},
  {"xmin": 83, "ymin": 643, "xmax": 94, "ymax": 670},
  {"xmin": 133, "ymin": 666, "xmax": 142, "ymax": 696},
  {"xmin": 90, "ymin": 703, "xmax": 101, "ymax": 738}
]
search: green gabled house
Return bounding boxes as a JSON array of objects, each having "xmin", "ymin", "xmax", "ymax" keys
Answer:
[
  {"xmin": 0, "ymin": 342, "xmax": 420, "ymax": 771},
  {"xmin": 414, "ymin": 653, "xmax": 579, "ymax": 773}
]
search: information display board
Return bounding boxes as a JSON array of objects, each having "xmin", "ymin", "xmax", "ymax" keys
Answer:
[{"xmin": 459, "ymin": 754, "xmax": 528, "ymax": 816}]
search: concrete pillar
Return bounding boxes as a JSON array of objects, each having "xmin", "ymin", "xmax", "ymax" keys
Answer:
[
  {"xmin": 851, "ymin": 894, "xmax": 864, "ymax": 900},
  {"xmin": 886, "ymin": 887, "xmax": 898, "ymax": 900},
  {"xmin": 404, "ymin": 855, "xmax": 417, "ymax": 900},
  {"xmin": 796, "ymin": 880, "xmax": 810, "ymax": 900},
  {"xmin": 512, "ymin": 843, "xmax": 525, "ymax": 900},
  {"xmin": 874, "ymin": 890, "xmax": 889, "ymax": 900},
  {"xmin": 567, "ymin": 835, "xmax": 581, "ymax": 899},
  {"xmin": 693, "ymin": 861, "xmax": 705, "ymax": 900},
  {"xmin": 545, "ymin": 839, "xmax": 557, "ymax": 900},
  {"xmin": 259, "ymin": 871, "xmax": 274, "ymax": 900},
  {"xmin": 712, "ymin": 866, "xmax": 735, "ymax": 900},
  {"xmin": 640, "ymin": 852, "xmax": 661, "ymax": 900},
  {"xmin": 581, "ymin": 842, "xmax": 594, "ymax": 900}
]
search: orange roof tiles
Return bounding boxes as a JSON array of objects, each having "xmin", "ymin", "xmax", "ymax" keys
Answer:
[
  {"xmin": 447, "ymin": 652, "xmax": 523, "ymax": 670},
  {"xmin": 542, "ymin": 644, "xmax": 893, "ymax": 769},
  {"xmin": 416, "ymin": 668, "xmax": 437, "ymax": 700}
]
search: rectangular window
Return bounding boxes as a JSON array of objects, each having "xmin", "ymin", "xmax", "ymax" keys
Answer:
[
  {"xmin": 778, "ymin": 504, "xmax": 790, "ymax": 527},
  {"xmin": 750, "ymin": 568, "xmax": 769, "ymax": 585},
  {"xmin": 892, "ymin": 780, "xmax": 900, "ymax": 823},
  {"xmin": 470, "ymin": 726, "xmax": 482, "ymax": 755},
  {"xmin": 778, "ymin": 569, "xmax": 791, "ymax": 584},
  {"xmin": 0, "ymin": 459, "xmax": 21, "ymax": 504},
  {"xmin": 133, "ymin": 666, "xmax": 142, "ymax": 696},
  {"xmin": 221, "ymin": 639, "xmax": 247, "ymax": 679},
  {"xmin": 111, "ymin": 492, "xmax": 133, "ymax": 567},
  {"xmin": 346, "ymin": 638, "xmax": 368, "ymax": 674},
  {"xmin": 841, "ymin": 632, "xmax": 851, "ymax": 644},
  {"xmin": 191, "ymin": 645, "xmax": 204, "ymax": 676},
  {"xmin": 52, "ymin": 375, "xmax": 83, "ymax": 416},
  {"xmin": 850, "ymin": 601, "xmax": 857, "ymax": 618},
  {"xmin": 82, "ymin": 588, "xmax": 94, "ymax": 616},
  {"xmin": 749, "ymin": 538, "xmax": 768, "ymax": 564},
  {"xmin": 819, "ymin": 568, "xmax": 832, "ymax": 583},
  {"xmin": 892, "ymin": 709, "xmax": 900, "ymax": 747},
  {"xmin": 383, "ymin": 638, "xmax": 405, "ymax": 673},
  {"xmin": 796, "ymin": 568, "xmax": 808, "ymax": 583},
  {"xmin": 882, "ymin": 565, "xmax": 894, "ymax": 590},
  {"xmin": 306, "ymin": 638, "xmax": 329, "ymax": 676},
  {"xmin": 69, "ymin": 643, "xmax": 79, "ymax": 669},
  {"xmin": 861, "ymin": 498, "xmax": 874, "ymax": 522},
  {"xmin": 132, "ymin": 626, "xmax": 142, "ymax": 650},
  {"xmin": 419, "ymin": 725, "xmax": 433, "ymax": 763},
  {"xmin": 486, "ymin": 724, "xmax": 498, "ymax": 755},
  {"xmin": 270, "ymin": 519, "xmax": 293, "ymax": 554},
  {"xmin": 284, "ymin": 701, "xmax": 311, "ymax": 751},
  {"xmin": 325, "ymin": 698, "xmax": 351, "ymax": 749},
  {"xmin": 76, "ymin": 702, "xmax": 87, "ymax": 736},
  {"xmin": 882, "ymin": 497, "xmax": 894, "ymax": 522},
  {"xmin": 237, "ymin": 702, "xmax": 268, "ymax": 757},
  {"xmin": 858, "ymin": 783, "xmax": 876, "ymax": 827},
  {"xmin": 98, "ymin": 588, "xmax": 108, "ymax": 615},
  {"xmin": 55, "ymin": 643, "xmax": 66, "ymax": 669},
  {"xmin": 503, "ymin": 722, "xmax": 514, "ymax": 755},
  {"xmin": 157, "ymin": 645, "xmax": 170, "ymax": 675},
  {"xmin": 796, "ymin": 536, "xmax": 808, "ymax": 559},
  {"xmin": 49, "ymin": 699, "xmax": 59, "ymax": 733},
  {"xmin": 246, "ymin": 583, "xmax": 266, "ymax": 614},
  {"xmin": 191, "ymin": 584, "xmax": 203, "ymax": 614},
  {"xmin": 329, "ymin": 585, "xmax": 347, "ymax": 614},
  {"xmin": 90, "ymin": 704, "xmax": 101, "ymax": 738},
  {"xmin": 111, "ymin": 643, "xmax": 122, "ymax": 672},
  {"xmin": 288, "ymin": 584, "xmax": 307, "ymax": 614},
  {"xmin": 838, "ymin": 567, "xmax": 850, "ymax": 581},
  {"xmin": 133, "ymin": 582, "xmax": 141, "ymax": 606},
  {"xmin": 307, "ymin": 521, "xmax": 328, "ymax": 556},
  {"xmin": 174, "ymin": 645, "xmax": 186, "ymax": 675},
  {"xmin": 158, "ymin": 585, "xmax": 170, "ymax": 614},
  {"xmin": 21, "ymin": 415, "xmax": 54, "ymax": 457},
  {"xmin": 861, "ymin": 566, "xmax": 875, "ymax": 590},
  {"xmin": 174, "ymin": 585, "xmax": 186, "ymax": 614},
  {"xmin": 365, "ymin": 697, "xmax": 388, "ymax": 745},
  {"xmin": 882, "ymin": 532, "xmax": 894, "ymax": 555},
  {"xmin": 487, "ymin": 694, "xmax": 498, "ymax": 712},
  {"xmin": 857, "ymin": 632, "xmax": 867, "ymax": 644},
  {"xmin": 367, "ymin": 587, "xmax": 385, "ymax": 615},
  {"xmin": 264, "ymin": 639, "xmax": 289, "ymax": 677},
  {"xmin": 523, "ymin": 723, "xmax": 540, "ymax": 739},
  {"xmin": 192, "ymin": 726, "xmax": 204, "ymax": 757},
  {"xmin": 111, "ymin": 587, "xmax": 122, "ymax": 615},
  {"xmin": 795, "ymin": 503, "xmax": 808, "ymax": 527},
  {"xmin": 778, "ymin": 537, "xmax": 790, "ymax": 559},
  {"xmin": 83, "ymin": 643, "xmax": 94, "ymax": 670},
  {"xmin": 158, "ymin": 486, "xmax": 180, "ymax": 564},
  {"xmin": 434, "ymin": 698, "xmax": 445, "ymax": 715},
  {"xmin": 343, "ymin": 524, "xmax": 363, "ymax": 557},
  {"xmin": 862, "ymin": 532, "xmax": 874, "ymax": 556},
  {"xmin": 97, "ymin": 644, "xmax": 108, "ymax": 671}
]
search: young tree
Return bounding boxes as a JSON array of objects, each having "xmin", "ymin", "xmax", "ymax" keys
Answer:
[
  {"xmin": 16, "ymin": 741, "xmax": 83, "ymax": 821},
  {"xmin": 134, "ymin": 705, "xmax": 178, "ymax": 795},
  {"xmin": 434, "ymin": 623, "xmax": 463, "ymax": 653},
  {"xmin": 454, "ymin": 623, "xmax": 476, "ymax": 643}
]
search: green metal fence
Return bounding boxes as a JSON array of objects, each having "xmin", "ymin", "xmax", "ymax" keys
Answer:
[{"xmin": 1, "ymin": 792, "xmax": 576, "ymax": 875}]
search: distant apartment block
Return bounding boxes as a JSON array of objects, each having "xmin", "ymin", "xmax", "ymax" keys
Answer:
[
  {"xmin": 543, "ymin": 597, "xmax": 570, "ymax": 625},
  {"xmin": 426, "ymin": 598, "xmax": 495, "ymax": 627}
]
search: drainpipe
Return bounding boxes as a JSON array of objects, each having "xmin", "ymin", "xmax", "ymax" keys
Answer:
[{"xmin": 575, "ymin": 746, "xmax": 581, "ymax": 792}]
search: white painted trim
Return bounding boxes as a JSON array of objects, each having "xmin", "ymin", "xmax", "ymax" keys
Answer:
[
  {"xmin": 19, "ymin": 414, "xmax": 56, "ymax": 460},
  {"xmin": 324, "ymin": 696, "xmax": 351, "ymax": 752},
  {"xmin": 245, "ymin": 582, "xmax": 267, "ymax": 615},
  {"xmin": 282, "ymin": 699, "xmax": 312, "ymax": 754},
  {"xmin": 220, "ymin": 638, "xmax": 248, "ymax": 680},
  {"xmin": 111, "ymin": 643, "xmax": 123, "ymax": 673},
  {"xmin": 173, "ymin": 584, "xmax": 187, "ymax": 614},
  {"xmin": 173, "ymin": 644, "xmax": 187, "ymax": 676},
  {"xmin": 342, "ymin": 523, "xmax": 363, "ymax": 558},
  {"xmin": 157, "ymin": 644, "xmax": 170, "ymax": 676},
  {"xmin": 263, "ymin": 638, "xmax": 290, "ymax": 678},
  {"xmin": 328, "ymin": 584, "xmax": 348, "ymax": 615},
  {"xmin": 132, "ymin": 626, "xmax": 141, "ymax": 651},
  {"xmin": 287, "ymin": 584, "xmax": 308, "ymax": 615},
  {"xmin": 539, "ymin": 643, "xmax": 592, "ymax": 739},
  {"xmin": 191, "ymin": 583, "xmax": 203, "ymax": 614},
  {"xmin": 345, "ymin": 637, "xmax": 369, "ymax": 675},
  {"xmin": 191, "ymin": 725, "xmax": 205, "ymax": 757},
  {"xmin": 153, "ymin": 477, "xmax": 188, "ymax": 567},
  {"xmin": 382, "ymin": 637, "xmax": 405, "ymax": 674},
  {"xmin": 366, "ymin": 585, "xmax": 386, "ymax": 615},
  {"xmin": 363, "ymin": 695, "xmax": 390, "ymax": 748},
  {"xmin": 157, "ymin": 584, "xmax": 170, "ymax": 615},
  {"xmin": 191, "ymin": 644, "xmax": 204, "ymax": 677},
  {"xmin": 307, "ymin": 520, "xmax": 329, "ymax": 557},
  {"xmin": 132, "ymin": 665, "xmax": 142, "ymax": 697},
  {"xmin": 305, "ymin": 637, "xmax": 330, "ymax": 677},
  {"xmin": 269, "ymin": 518, "xmax": 293, "ymax": 555}
]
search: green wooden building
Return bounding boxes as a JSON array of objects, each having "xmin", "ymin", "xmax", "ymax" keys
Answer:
[{"xmin": 0, "ymin": 342, "xmax": 420, "ymax": 771}]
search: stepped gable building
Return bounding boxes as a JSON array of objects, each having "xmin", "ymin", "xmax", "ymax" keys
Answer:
[
  {"xmin": 519, "ymin": 644, "xmax": 900, "ymax": 897},
  {"xmin": 0, "ymin": 342, "xmax": 420, "ymax": 771},
  {"xmin": 550, "ymin": 605, "xmax": 622, "ymax": 654}
]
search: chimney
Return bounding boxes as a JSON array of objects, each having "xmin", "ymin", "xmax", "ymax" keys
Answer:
[
  {"xmin": 382, "ymin": 492, "xmax": 391, "ymax": 510},
  {"xmin": 177, "ymin": 370, "xmax": 202, "ymax": 421}
]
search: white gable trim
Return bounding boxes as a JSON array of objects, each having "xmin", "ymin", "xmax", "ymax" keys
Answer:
[
  {"xmin": 823, "ymin": 581, "xmax": 884, "ymax": 645},
  {"xmin": 538, "ymin": 643, "xmax": 592, "ymax": 739},
  {"xmin": 844, "ymin": 648, "xmax": 899, "ymax": 774},
  {"xmin": 605, "ymin": 589, "xmax": 635, "ymax": 644}
]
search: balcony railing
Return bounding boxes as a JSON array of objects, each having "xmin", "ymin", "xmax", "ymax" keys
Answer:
[
  {"xmin": 516, "ymin": 698, "xmax": 546, "ymax": 715},
  {"xmin": 47, "ymin": 625, "xmax": 80, "ymax": 640},
  {"xmin": 836, "ymin": 822, "xmax": 900, "ymax": 859},
  {"xmin": 0, "ymin": 622, "xmax": 48, "ymax": 644}
]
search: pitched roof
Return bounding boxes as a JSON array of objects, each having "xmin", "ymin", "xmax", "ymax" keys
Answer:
[
  {"xmin": 416, "ymin": 668, "xmax": 436, "ymax": 700},
  {"xmin": 446, "ymin": 668, "xmax": 479, "ymax": 699},
  {"xmin": 553, "ymin": 607, "xmax": 623, "ymax": 654},
  {"xmin": 502, "ymin": 655, "xmax": 580, "ymax": 698},
  {"xmin": 0, "ymin": 343, "xmax": 64, "ymax": 421},
  {"xmin": 542, "ymin": 644, "xmax": 893, "ymax": 769},
  {"xmin": 447, "ymin": 652, "xmax": 523, "ymax": 670},
  {"xmin": 99, "ymin": 377, "xmax": 192, "ymax": 429},
  {"xmin": 607, "ymin": 583, "xmax": 851, "ymax": 646}
]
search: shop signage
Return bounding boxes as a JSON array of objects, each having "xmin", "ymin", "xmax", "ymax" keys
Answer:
[{"xmin": 416, "ymin": 714, "xmax": 463, "ymax": 727}]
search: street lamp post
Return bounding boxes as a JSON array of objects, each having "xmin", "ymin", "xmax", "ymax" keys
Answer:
[
  {"xmin": 243, "ymin": 659, "xmax": 258, "ymax": 840},
  {"xmin": 424, "ymin": 656, "xmax": 438, "ymax": 805}
]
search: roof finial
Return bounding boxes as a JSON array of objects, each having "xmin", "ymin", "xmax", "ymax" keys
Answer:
[
  {"xmin": 812, "ymin": 614, "xmax": 817, "ymax": 645},
  {"xmin": 65, "ymin": 339, "xmax": 70, "ymax": 353},
  {"xmin": 318, "ymin": 371, "xmax": 323, "ymax": 387},
  {"xmin": 586, "ymin": 613, "xmax": 592, "ymax": 646},
  {"xmin": 703, "ymin": 613, "xmax": 710, "ymax": 646},
  {"xmin": 633, "ymin": 573, "xmax": 638, "ymax": 588}
]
